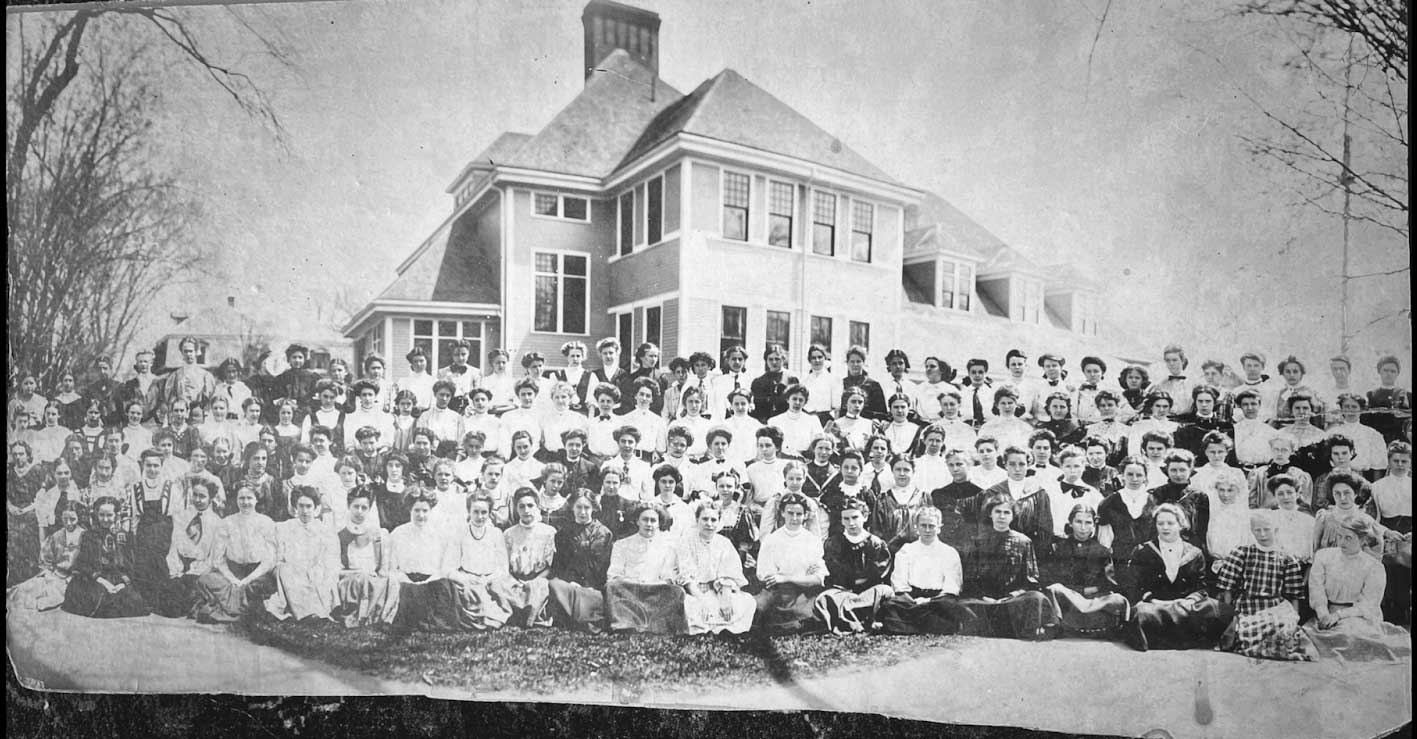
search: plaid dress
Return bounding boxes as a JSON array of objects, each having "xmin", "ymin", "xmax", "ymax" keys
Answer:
[{"xmin": 1216, "ymin": 544, "xmax": 1313, "ymax": 661}]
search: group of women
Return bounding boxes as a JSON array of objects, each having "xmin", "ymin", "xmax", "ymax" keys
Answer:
[{"xmin": 6, "ymin": 339, "xmax": 1410, "ymax": 661}]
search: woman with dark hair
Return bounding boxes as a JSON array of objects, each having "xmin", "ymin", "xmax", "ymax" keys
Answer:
[
  {"xmin": 504, "ymin": 487, "xmax": 557, "ymax": 627},
  {"xmin": 61, "ymin": 496, "xmax": 150, "ymax": 618},
  {"xmin": 439, "ymin": 492, "xmax": 516, "ymax": 631},
  {"xmin": 650, "ymin": 464, "xmax": 691, "ymax": 537},
  {"xmin": 237, "ymin": 441, "xmax": 280, "ymax": 519},
  {"xmin": 546, "ymin": 490, "xmax": 614, "ymax": 632},
  {"xmin": 302, "ymin": 380, "xmax": 348, "ymax": 456},
  {"xmin": 960, "ymin": 494, "xmax": 1055, "ymax": 640},
  {"xmin": 193, "ymin": 483, "xmax": 278, "ymax": 622},
  {"xmin": 605, "ymin": 505, "xmax": 686, "ymax": 634},
  {"xmin": 149, "ymin": 475, "xmax": 224, "ymax": 618},
  {"xmin": 1124, "ymin": 503, "xmax": 1230, "ymax": 651},
  {"xmin": 814, "ymin": 498, "xmax": 895, "ymax": 633},
  {"xmin": 264, "ymin": 486, "xmax": 340, "ymax": 621},
  {"xmin": 372, "ymin": 450, "xmax": 416, "ymax": 531},
  {"xmin": 7, "ymin": 441, "xmax": 48, "ymax": 586},
  {"xmin": 677, "ymin": 500, "xmax": 756, "ymax": 634},
  {"xmin": 1305, "ymin": 517, "xmax": 1411, "ymax": 659},
  {"xmin": 8, "ymin": 501, "xmax": 85, "ymax": 611},
  {"xmin": 754, "ymin": 492, "xmax": 828, "ymax": 631},
  {"xmin": 1117, "ymin": 366, "xmax": 1151, "ymax": 421},
  {"xmin": 334, "ymin": 486, "xmax": 399, "ymax": 627},
  {"xmin": 1044, "ymin": 503, "xmax": 1130, "ymax": 637}
]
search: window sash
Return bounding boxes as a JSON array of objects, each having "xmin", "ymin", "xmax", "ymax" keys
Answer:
[
  {"xmin": 812, "ymin": 192, "xmax": 836, "ymax": 256},
  {"xmin": 766, "ymin": 310, "xmax": 790, "ymax": 354},
  {"xmin": 810, "ymin": 315, "xmax": 833, "ymax": 353},
  {"xmin": 647, "ymin": 176, "xmax": 664, "ymax": 245},
  {"xmin": 534, "ymin": 252, "xmax": 588, "ymax": 334},
  {"xmin": 848, "ymin": 320, "xmax": 870, "ymax": 351},
  {"xmin": 618, "ymin": 192, "xmax": 634, "ymax": 256},
  {"xmin": 850, "ymin": 201, "xmax": 873, "ymax": 263}
]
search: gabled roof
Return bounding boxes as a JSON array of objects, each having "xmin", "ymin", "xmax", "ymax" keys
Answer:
[
  {"xmin": 505, "ymin": 49, "xmax": 683, "ymax": 178},
  {"xmin": 1041, "ymin": 263, "xmax": 1099, "ymax": 291},
  {"xmin": 446, "ymin": 132, "xmax": 533, "ymax": 194},
  {"xmin": 905, "ymin": 192, "xmax": 1054, "ymax": 276},
  {"xmin": 619, "ymin": 69, "xmax": 900, "ymax": 185},
  {"xmin": 376, "ymin": 199, "xmax": 501, "ymax": 305}
]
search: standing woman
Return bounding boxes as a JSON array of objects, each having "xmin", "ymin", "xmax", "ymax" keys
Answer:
[
  {"xmin": 125, "ymin": 449, "xmax": 179, "ymax": 604},
  {"xmin": 192, "ymin": 483, "xmax": 277, "ymax": 622},
  {"xmin": 481, "ymin": 349, "xmax": 518, "ymax": 416},
  {"xmin": 628, "ymin": 342, "xmax": 671, "ymax": 416},
  {"xmin": 912, "ymin": 357, "xmax": 959, "ymax": 423},
  {"xmin": 31, "ymin": 402, "xmax": 71, "ymax": 464},
  {"xmin": 605, "ymin": 505, "xmax": 687, "ymax": 634},
  {"xmin": 839, "ymin": 345, "xmax": 889, "ymax": 422},
  {"xmin": 237, "ymin": 443, "xmax": 280, "ymax": 521},
  {"xmin": 214, "ymin": 359, "xmax": 253, "ymax": 420},
  {"xmin": 961, "ymin": 494, "xmax": 1056, "ymax": 640},
  {"xmin": 677, "ymin": 501, "xmax": 756, "ymax": 634},
  {"xmin": 1123, "ymin": 503, "xmax": 1230, "ymax": 651},
  {"xmin": 1117, "ymin": 366, "xmax": 1150, "ymax": 421},
  {"xmin": 1044, "ymin": 503, "xmax": 1131, "ymax": 637},
  {"xmin": 52, "ymin": 371, "xmax": 86, "ymax": 431},
  {"xmin": 161, "ymin": 336, "xmax": 218, "ymax": 412},
  {"xmin": 551, "ymin": 341, "xmax": 591, "ymax": 414},
  {"xmin": 60, "ymin": 496, "xmax": 150, "ymax": 618},
  {"xmin": 1125, "ymin": 392, "xmax": 1179, "ymax": 460},
  {"xmin": 302, "ymin": 380, "xmax": 348, "ymax": 455},
  {"xmin": 800, "ymin": 344, "xmax": 839, "ymax": 427},
  {"xmin": 546, "ymin": 490, "xmax": 614, "ymax": 631},
  {"xmin": 977, "ymin": 388, "xmax": 1032, "ymax": 451},
  {"xmin": 34, "ymin": 456, "xmax": 82, "ymax": 540},
  {"xmin": 1097, "ymin": 456, "xmax": 1160, "ymax": 596},
  {"xmin": 9, "ymin": 374, "xmax": 49, "ymax": 431},
  {"xmin": 7, "ymin": 442, "xmax": 48, "ymax": 588},
  {"xmin": 827, "ymin": 387, "xmax": 874, "ymax": 453}
]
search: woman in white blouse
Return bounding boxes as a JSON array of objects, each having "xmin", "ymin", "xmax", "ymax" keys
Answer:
[
  {"xmin": 193, "ymin": 483, "xmax": 278, "ymax": 622},
  {"xmin": 605, "ymin": 506, "xmax": 686, "ymax": 633},
  {"xmin": 800, "ymin": 344, "xmax": 839, "ymax": 426},
  {"xmin": 676, "ymin": 501, "xmax": 755, "ymax": 634},
  {"xmin": 753, "ymin": 493, "xmax": 827, "ymax": 631},
  {"xmin": 264, "ymin": 487, "xmax": 340, "ymax": 621}
]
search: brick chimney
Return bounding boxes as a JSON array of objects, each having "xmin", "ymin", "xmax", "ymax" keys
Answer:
[{"xmin": 582, "ymin": 0, "xmax": 660, "ymax": 80}]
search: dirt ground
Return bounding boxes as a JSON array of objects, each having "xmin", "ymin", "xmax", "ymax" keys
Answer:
[{"xmin": 8, "ymin": 607, "xmax": 1411, "ymax": 738}]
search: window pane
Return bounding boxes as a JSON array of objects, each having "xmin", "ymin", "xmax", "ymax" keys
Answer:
[
  {"xmin": 770, "ymin": 182, "xmax": 794, "ymax": 215},
  {"xmin": 849, "ymin": 321, "xmax": 870, "ymax": 351},
  {"xmin": 438, "ymin": 320, "xmax": 457, "ymax": 337},
  {"xmin": 645, "ymin": 306, "xmax": 662, "ymax": 346},
  {"xmin": 852, "ymin": 201, "xmax": 873, "ymax": 232},
  {"xmin": 942, "ymin": 286, "xmax": 955, "ymax": 309},
  {"xmin": 564, "ymin": 254, "xmax": 587, "ymax": 277},
  {"xmin": 723, "ymin": 207, "xmax": 748, "ymax": 241},
  {"xmin": 534, "ymin": 275, "xmax": 559, "ymax": 332},
  {"xmin": 437, "ymin": 339, "xmax": 458, "ymax": 367},
  {"xmin": 723, "ymin": 172, "xmax": 750, "ymax": 208},
  {"xmin": 414, "ymin": 320, "xmax": 433, "ymax": 337},
  {"xmin": 647, "ymin": 176, "xmax": 663, "ymax": 244},
  {"xmin": 722, "ymin": 306, "xmax": 746, "ymax": 341},
  {"xmin": 851, "ymin": 231, "xmax": 872, "ymax": 263},
  {"xmin": 768, "ymin": 214, "xmax": 792, "ymax": 248},
  {"xmin": 617, "ymin": 314, "xmax": 633, "ymax": 369},
  {"xmin": 534, "ymin": 193, "xmax": 559, "ymax": 216},
  {"xmin": 810, "ymin": 316, "xmax": 832, "ymax": 352},
  {"xmin": 812, "ymin": 223, "xmax": 834, "ymax": 256},
  {"xmin": 534, "ymin": 252, "xmax": 557, "ymax": 274},
  {"xmin": 813, "ymin": 192, "xmax": 836, "ymax": 223},
  {"xmin": 766, "ymin": 310, "xmax": 790, "ymax": 354},
  {"xmin": 413, "ymin": 337, "xmax": 433, "ymax": 364},
  {"xmin": 563, "ymin": 197, "xmax": 588, "ymax": 221},
  {"xmin": 462, "ymin": 321, "xmax": 479, "ymax": 339},
  {"xmin": 619, "ymin": 193, "xmax": 634, "ymax": 256},
  {"xmin": 466, "ymin": 339, "xmax": 483, "ymax": 370},
  {"xmin": 564, "ymin": 276, "xmax": 587, "ymax": 334}
]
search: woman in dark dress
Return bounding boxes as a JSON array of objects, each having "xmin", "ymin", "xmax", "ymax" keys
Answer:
[
  {"xmin": 61, "ymin": 496, "xmax": 150, "ymax": 618},
  {"xmin": 1097, "ymin": 456, "xmax": 1159, "ymax": 596},
  {"xmin": 960, "ymin": 494, "xmax": 1056, "ymax": 640},
  {"xmin": 1124, "ymin": 503, "xmax": 1232, "ymax": 651},
  {"xmin": 814, "ymin": 498, "xmax": 896, "ymax": 632},
  {"xmin": 125, "ymin": 448, "xmax": 179, "ymax": 606},
  {"xmin": 1044, "ymin": 503, "xmax": 1131, "ymax": 637},
  {"xmin": 546, "ymin": 490, "xmax": 614, "ymax": 631},
  {"xmin": 8, "ymin": 441, "xmax": 49, "ymax": 586}
]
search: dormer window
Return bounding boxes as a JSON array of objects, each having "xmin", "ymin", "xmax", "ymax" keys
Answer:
[
  {"xmin": 533, "ymin": 192, "xmax": 590, "ymax": 222},
  {"xmin": 941, "ymin": 260, "xmax": 973, "ymax": 311}
]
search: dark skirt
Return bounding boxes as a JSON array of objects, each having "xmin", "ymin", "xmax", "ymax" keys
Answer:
[
  {"xmin": 391, "ymin": 575, "xmax": 503, "ymax": 632},
  {"xmin": 753, "ymin": 583, "xmax": 826, "ymax": 632},
  {"xmin": 547, "ymin": 578, "xmax": 606, "ymax": 632},
  {"xmin": 1127, "ymin": 595, "xmax": 1232, "ymax": 651},
  {"xmin": 813, "ymin": 584, "xmax": 895, "ymax": 634},
  {"xmin": 147, "ymin": 572, "xmax": 204, "ymax": 619},
  {"xmin": 193, "ymin": 560, "xmax": 276, "ymax": 622},
  {"xmin": 61, "ymin": 576, "xmax": 150, "ymax": 619},
  {"xmin": 132, "ymin": 510, "xmax": 174, "ymax": 592},
  {"xmin": 606, "ymin": 580, "xmax": 687, "ymax": 634},
  {"xmin": 7, "ymin": 511, "xmax": 41, "ymax": 587},
  {"xmin": 877, "ymin": 589, "xmax": 976, "ymax": 635},
  {"xmin": 1044, "ymin": 584, "xmax": 1130, "ymax": 637},
  {"xmin": 956, "ymin": 591, "xmax": 1056, "ymax": 640}
]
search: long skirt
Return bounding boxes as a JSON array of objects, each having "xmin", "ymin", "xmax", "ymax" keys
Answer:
[
  {"xmin": 265, "ymin": 564, "xmax": 338, "ymax": 621},
  {"xmin": 684, "ymin": 587, "xmax": 756, "ymax": 634},
  {"xmin": 7, "ymin": 512, "xmax": 41, "ymax": 587},
  {"xmin": 1127, "ymin": 595, "xmax": 1232, "ymax": 651},
  {"xmin": 193, "ymin": 561, "xmax": 277, "ymax": 623},
  {"xmin": 146, "ymin": 573, "xmax": 204, "ymax": 618},
  {"xmin": 606, "ymin": 580, "xmax": 688, "ymax": 634},
  {"xmin": 505, "ymin": 576, "xmax": 552, "ymax": 627},
  {"xmin": 131, "ymin": 516, "xmax": 174, "ymax": 594},
  {"xmin": 60, "ymin": 576, "xmax": 150, "ymax": 619},
  {"xmin": 547, "ymin": 578, "xmax": 606, "ymax": 632},
  {"xmin": 1044, "ymin": 584, "xmax": 1130, "ymax": 637},
  {"xmin": 1219, "ymin": 601, "xmax": 1315, "ymax": 661},
  {"xmin": 335, "ymin": 570, "xmax": 400, "ymax": 627},
  {"xmin": 392, "ymin": 574, "xmax": 510, "ymax": 632},
  {"xmin": 877, "ymin": 590, "xmax": 976, "ymax": 635},
  {"xmin": 814, "ymin": 584, "xmax": 895, "ymax": 633},
  {"xmin": 753, "ymin": 583, "xmax": 826, "ymax": 632},
  {"xmin": 1303, "ymin": 606, "xmax": 1413, "ymax": 662},
  {"xmin": 7, "ymin": 570, "xmax": 72, "ymax": 612},
  {"xmin": 956, "ymin": 591, "xmax": 1056, "ymax": 640}
]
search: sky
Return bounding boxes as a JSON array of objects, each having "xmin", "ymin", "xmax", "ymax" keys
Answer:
[{"xmin": 6, "ymin": 0, "xmax": 1410, "ymax": 384}]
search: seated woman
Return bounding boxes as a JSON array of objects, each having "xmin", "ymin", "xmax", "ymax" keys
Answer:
[
  {"xmin": 676, "ymin": 501, "xmax": 755, "ymax": 635},
  {"xmin": 8, "ymin": 501, "xmax": 85, "ymax": 611},
  {"xmin": 546, "ymin": 490, "xmax": 614, "ymax": 632},
  {"xmin": 649, "ymin": 465, "xmax": 692, "ymax": 538},
  {"xmin": 1124, "ymin": 503, "xmax": 1230, "ymax": 651},
  {"xmin": 1313, "ymin": 472, "xmax": 1396, "ymax": 557},
  {"xmin": 333, "ymin": 486, "xmax": 399, "ymax": 627},
  {"xmin": 814, "ymin": 499, "xmax": 895, "ymax": 633},
  {"xmin": 1044, "ymin": 503, "xmax": 1130, "ymax": 637},
  {"xmin": 150, "ymin": 475, "xmax": 225, "ymax": 618},
  {"xmin": 424, "ymin": 458, "xmax": 469, "ymax": 537},
  {"xmin": 504, "ymin": 487, "xmax": 558, "ymax": 627},
  {"xmin": 536, "ymin": 463, "xmax": 572, "ymax": 531},
  {"xmin": 60, "ymin": 496, "xmax": 150, "ymax": 618},
  {"xmin": 753, "ymin": 493, "xmax": 828, "ymax": 632},
  {"xmin": 605, "ymin": 505, "xmax": 686, "ymax": 634},
  {"xmin": 960, "ymin": 494, "xmax": 1055, "ymax": 640},
  {"xmin": 193, "ymin": 483, "xmax": 277, "ymax": 622},
  {"xmin": 698, "ymin": 469, "xmax": 758, "ymax": 571},
  {"xmin": 1206, "ymin": 475, "xmax": 1254, "ymax": 569},
  {"xmin": 264, "ymin": 486, "xmax": 340, "ymax": 622},
  {"xmin": 440, "ymin": 492, "xmax": 516, "ymax": 631},
  {"xmin": 1305, "ymin": 517, "xmax": 1411, "ymax": 660},
  {"xmin": 867, "ymin": 454, "xmax": 928, "ymax": 549},
  {"xmin": 877, "ymin": 507, "xmax": 972, "ymax": 635},
  {"xmin": 386, "ymin": 492, "xmax": 462, "ymax": 631},
  {"xmin": 1268, "ymin": 474, "xmax": 1316, "ymax": 566},
  {"xmin": 1215, "ymin": 511, "xmax": 1312, "ymax": 660}
]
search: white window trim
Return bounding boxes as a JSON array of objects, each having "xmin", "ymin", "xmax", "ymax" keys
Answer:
[
  {"xmin": 530, "ymin": 249, "xmax": 592, "ymax": 336},
  {"xmin": 765, "ymin": 308, "xmax": 792, "ymax": 354},
  {"xmin": 718, "ymin": 166, "xmax": 753, "ymax": 243},
  {"xmin": 644, "ymin": 304, "xmax": 664, "ymax": 349},
  {"xmin": 410, "ymin": 318, "xmax": 487, "ymax": 370},
  {"xmin": 529, "ymin": 191, "xmax": 592, "ymax": 224},
  {"xmin": 937, "ymin": 258, "xmax": 977, "ymax": 312},
  {"xmin": 766, "ymin": 179, "xmax": 796, "ymax": 249}
]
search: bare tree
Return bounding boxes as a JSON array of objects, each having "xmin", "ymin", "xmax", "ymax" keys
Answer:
[
  {"xmin": 1236, "ymin": 0, "xmax": 1409, "ymax": 352},
  {"xmin": 7, "ymin": 7, "xmax": 292, "ymax": 389}
]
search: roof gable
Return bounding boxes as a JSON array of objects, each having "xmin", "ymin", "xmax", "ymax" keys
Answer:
[
  {"xmin": 508, "ymin": 49, "xmax": 683, "ymax": 178},
  {"xmin": 377, "ymin": 199, "xmax": 501, "ymax": 305},
  {"xmin": 447, "ymin": 131, "xmax": 533, "ymax": 193},
  {"xmin": 619, "ymin": 69, "xmax": 899, "ymax": 184}
]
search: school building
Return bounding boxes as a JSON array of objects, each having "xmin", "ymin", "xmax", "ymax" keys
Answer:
[{"xmin": 343, "ymin": 0, "xmax": 1150, "ymax": 383}]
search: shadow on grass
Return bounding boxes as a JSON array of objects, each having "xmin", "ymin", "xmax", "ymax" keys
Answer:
[{"xmin": 237, "ymin": 617, "xmax": 963, "ymax": 700}]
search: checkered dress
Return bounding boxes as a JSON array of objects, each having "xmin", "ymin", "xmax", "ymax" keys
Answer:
[
  {"xmin": 965, "ymin": 530, "xmax": 1040, "ymax": 598},
  {"xmin": 1215, "ymin": 545, "xmax": 1314, "ymax": 661}
]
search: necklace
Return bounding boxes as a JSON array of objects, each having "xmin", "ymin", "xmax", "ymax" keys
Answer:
[{"xmin": 468, "ymin": 525, "xmax": 487, "ymax": 541}]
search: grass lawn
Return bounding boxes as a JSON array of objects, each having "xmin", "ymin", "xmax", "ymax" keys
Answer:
[{"xmin": 238, "ymin": 618, "xmax": 964, "ymax": 695}]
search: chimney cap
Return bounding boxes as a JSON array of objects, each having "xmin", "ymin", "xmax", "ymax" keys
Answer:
[{"xmin": 582, "ymin": 0, "xmax": 661, "ymax": 24}]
